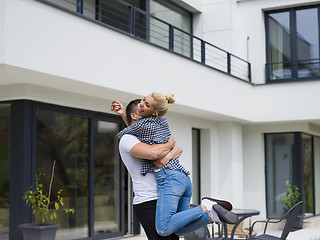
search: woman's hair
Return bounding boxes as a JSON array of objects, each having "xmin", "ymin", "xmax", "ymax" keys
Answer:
[{"xmin": 151, "ymin": 93, "xmax": 175, "ymax": 117}]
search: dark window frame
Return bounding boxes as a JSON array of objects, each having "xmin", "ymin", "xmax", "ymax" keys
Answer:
[
  {"xmin": 192, "ymin": 128, "xmax": 201, "ymax": 204},
  {"xmin": 265, "ymin": 4, "xmax": 320, "ymax": 83},
  {"xmin": 264, "ymin": 132, "xmax": 318, "ymax": 219},
  {"xmin": 8, "ymin": 100, "xmax": 127, "ymax": 240}
]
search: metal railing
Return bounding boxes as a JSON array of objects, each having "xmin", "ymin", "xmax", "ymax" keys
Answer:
[
  {"xmin": 266, "ymin": 58, "xmax": 320, "ymax": 82},
  {"xmin": 39, "ymin": 0, "xmax": 252, "ymax": 82}
]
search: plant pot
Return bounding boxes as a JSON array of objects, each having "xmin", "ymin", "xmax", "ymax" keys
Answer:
[
  {"xmin": 291, "ymin": 214, "xmax": 303, "ymax": 231},
  {"xmin": 19, "ymin": 223, "xmax": 60, "ymax": 240}
]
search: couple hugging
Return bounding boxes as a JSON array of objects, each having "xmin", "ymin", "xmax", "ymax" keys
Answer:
[{"xmin": 112, "ymin": 92, "xmax": 237, "ymax": 240}]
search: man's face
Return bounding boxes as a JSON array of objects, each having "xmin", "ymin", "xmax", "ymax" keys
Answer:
[{"xmin": 137, "ymin": 94, "xmax": 156, "ymax": 118}]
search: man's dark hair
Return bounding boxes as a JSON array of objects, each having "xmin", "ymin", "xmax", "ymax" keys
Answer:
[{"xmin": 126, "ymin": 99, "xmax": 141, "ymax": 125}]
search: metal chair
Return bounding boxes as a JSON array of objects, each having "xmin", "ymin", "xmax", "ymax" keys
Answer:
[
  {"xmin": 248, "ymin": 201, "xmax": 303, "ymax": 240},
  {"xmin": 184, "ymin": 224, "xmax": 224, "ymax": 240}
]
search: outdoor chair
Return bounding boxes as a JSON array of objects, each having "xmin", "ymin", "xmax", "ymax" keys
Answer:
[
  {"xmin": 248, "ymin": 201, "xmax": 303, "ymax": 240},
  {"xmin": 184, "ymin": 224, "xmax": 224, "ymax": 240}
]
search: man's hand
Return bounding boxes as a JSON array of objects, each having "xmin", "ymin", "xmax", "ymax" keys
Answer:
[{"xmin": 153, "ymin": 143, "xmax": 183, "ymax": 168}]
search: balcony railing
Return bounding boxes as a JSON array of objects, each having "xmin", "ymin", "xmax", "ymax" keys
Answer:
[
  {"xmin": 39, "ymin": 0, "xmax": 252, "ymax": 82},
  {"xmin": 266, "ymin": 58, "xmax": 320, "ymax": 82}
]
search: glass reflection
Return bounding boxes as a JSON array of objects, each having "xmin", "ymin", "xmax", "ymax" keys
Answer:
[
  {"xmin": 150, "ymin": 0, "xmax": 191, "ymax": 57},
  {"xmin": 268, "ymin": 12, "xmax": 292, "ymax": 80},
  {"xmin": 265, "ymin": 133, "xmax": 294, "ymax": 218},
  {"xmin": 94, "ymin": 121, "xmax": 120, "ymax": 235},
  {"xmin": 301, "ymin": 134, "xmax": 314, "ymax": 216},
  {"xmin": 314, "ymin": 137, "xmax": 320, "ymax": 215},
  {"xmin": 0, "ymin": 104, "xmax": 10, "ymax": 240},
  {"xmin": 36, "ymin": 110, "xmax": 89, "ymax": 239},
  {"xmin": 297, "ymin": 8, "xmax": 319, "ymax": 78}
]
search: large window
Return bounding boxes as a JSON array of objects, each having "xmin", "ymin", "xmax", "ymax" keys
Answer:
[
  {"xmin": 266, "ymin": 6, "xmax": 320, "ymax": 82},
  {"xmin": 93, "ymin": 120, "xmax": 120, "ymax": 235},
  {"xmin": 36, "ymin": 110, "xmax": 90, "ymax": 239},
  {"xmin": 149, "ymin": 0, "xmax": 192, "ymax": 56},
  {"xmin": 265, "ymin": 132, "xmax": 319, "ymax": 218},
  {"xmin": 1, "ymin": 100, "xmax": 127, "ymax": 240},
  {"xmin": 0, "ymin": 104, "xmax": 10, "ymax": 240},
  {"xmin": 265, "ymin": 133, "xmax": 295, "ymax": 218}
]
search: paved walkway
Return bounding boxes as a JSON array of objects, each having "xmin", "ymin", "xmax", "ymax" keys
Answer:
[
  {"xmin": 118, "ymin": 215, "xmax": 320, "ymax": 240},
  {"xmin": 120, "ymin": 225, "xmax": 320, "ymax": 240}
]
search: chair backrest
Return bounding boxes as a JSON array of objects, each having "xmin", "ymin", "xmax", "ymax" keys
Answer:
[{"xmin": 280, "ymin": 201, "xmax": 303, "ymax": 240}]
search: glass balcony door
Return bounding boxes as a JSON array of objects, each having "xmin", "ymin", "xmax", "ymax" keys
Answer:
[{"xmin": 266, "ymin": 6, "xmax": 320, "ymax": 82}]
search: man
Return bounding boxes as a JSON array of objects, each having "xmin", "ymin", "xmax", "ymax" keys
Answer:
[{"xmin": 115, "ymin": 99, "xmax": 180, "ymax": 240}]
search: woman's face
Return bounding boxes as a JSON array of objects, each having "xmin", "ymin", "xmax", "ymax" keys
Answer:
[{"xmin": 137, "ymin": 94, "xmax": 156, "ymax": 117}]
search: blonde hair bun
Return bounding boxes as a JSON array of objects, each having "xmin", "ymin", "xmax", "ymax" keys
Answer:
[{"xmin": 166, "ymin": 94, "xmax": 175, "ymax": 104}]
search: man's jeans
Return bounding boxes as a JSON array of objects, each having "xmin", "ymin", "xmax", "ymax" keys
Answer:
[{"xmin": 155, "ymin": 168, "xmax": 211, "ymax": 236}]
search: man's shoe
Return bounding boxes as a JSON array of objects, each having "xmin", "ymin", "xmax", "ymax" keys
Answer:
[
  {"xmin": 212, "ymin": 204, "xmax": 238, "ymax": 224},
  {"xmin": 202, "ymin": 197, "xmax": 233, "ymax": 211}
]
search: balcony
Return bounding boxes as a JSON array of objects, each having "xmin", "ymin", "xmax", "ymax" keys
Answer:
[
  {"xmin": 39, "ymin": 0, "xmax": 251, "ymax": 83},
  {"xmin": 266, "ymin": 58, "xmax": 320, "ymax": 83}
]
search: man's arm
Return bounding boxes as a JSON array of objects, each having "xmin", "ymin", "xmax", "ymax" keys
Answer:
[
  {"xmin": 153, "ymin": 143, "xmax": 183, "ymax": 168},
  {"xmin": 130, "ymin": 135, "xmax": 174, "ymax": 160}
]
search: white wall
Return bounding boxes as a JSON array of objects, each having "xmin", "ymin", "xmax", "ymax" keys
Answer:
[
  {"xmin": 0, "ymin": 0, "xmax": 255, "ymax": 123},
  {"xmin": 201, "ymin": 0, "xmax": 320, "ymax": 84},
  {"xmin": 2, "ymin": 0, "xmax": 320, "ymax": 223},
  {"xmin": 236, "ymin": 0, "xmax": 320, "ymax": 83},
  {"xmin": 2, "ymin": 0, "xmax": 320, "ymax": 124},
  {"xmin": 243, "ymin": 121, "xmax": 320, "ymax": 219}
]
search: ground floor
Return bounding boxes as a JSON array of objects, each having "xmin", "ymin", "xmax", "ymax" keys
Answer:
[{"xmin": 1, "ymin": 97, "xmax": 320, "ymax": 240}]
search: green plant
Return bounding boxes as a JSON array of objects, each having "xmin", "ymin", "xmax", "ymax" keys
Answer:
[
  {"xmin": 22, "ymin": 161, "xmax": 75, "ymax": 226},
  {"xmin": 280, "ymin": 180, "xmax": 300, "ymax": 212}
]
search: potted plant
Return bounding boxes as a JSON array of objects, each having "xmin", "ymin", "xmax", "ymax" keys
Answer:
[
  {"xmin": 280, "ymin": 180, "xmax": 303, "ymax": 230},
  {"xmin": 19, "ymin": 161, "xmax": 75, "ymax": 240}
]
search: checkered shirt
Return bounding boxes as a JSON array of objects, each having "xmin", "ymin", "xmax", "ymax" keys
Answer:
[{"xmin": 117, "ymin": 116, "xmax": 189, "ymax": 176}]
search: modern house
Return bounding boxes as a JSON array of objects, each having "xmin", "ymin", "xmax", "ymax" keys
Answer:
[{"xmin": 1, "ymin": 0, "xmax": 320, "ymax": 239}]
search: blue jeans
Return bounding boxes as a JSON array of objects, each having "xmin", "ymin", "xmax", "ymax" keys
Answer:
[{"xmin": 155, "ymin": 168, "xmax": 211, "ymax": 236}]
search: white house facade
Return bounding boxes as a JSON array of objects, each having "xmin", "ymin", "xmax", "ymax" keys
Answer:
[{"xmin": 0, "ymin": 0, "xmax": 320, "ymax": 239}]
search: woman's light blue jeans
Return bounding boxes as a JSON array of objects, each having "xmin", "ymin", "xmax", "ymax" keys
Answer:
[{"xmin": 155, "ymin": 168, "xmax": 211, "ymax": 236}]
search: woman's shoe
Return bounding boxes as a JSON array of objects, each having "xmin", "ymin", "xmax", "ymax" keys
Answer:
[{"xmin": 202, "ymin": 197, "xmax": 233, "ymax": 211}]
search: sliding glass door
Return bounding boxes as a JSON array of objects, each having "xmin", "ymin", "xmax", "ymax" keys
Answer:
[{"xmin": 0, "ymin": 104, "xmax": 10, "ymax": 240}]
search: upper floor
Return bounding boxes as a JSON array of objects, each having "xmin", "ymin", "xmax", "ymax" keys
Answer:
[{"xmin": 1, "ymin": 0, "xmax": 320, "ymax": 125}]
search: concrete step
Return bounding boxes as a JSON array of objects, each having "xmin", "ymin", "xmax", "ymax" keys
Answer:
[{"xmin": 303, "ymin": 215, "xmax": 320, "ymax": 228}]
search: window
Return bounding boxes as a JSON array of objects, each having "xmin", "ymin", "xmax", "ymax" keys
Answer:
[
  {"xmin": 150, "ymin": 0, "xmax": 192, "ymax": 56},
  {"xmin": 150, "ymin": 0, "xmax": 191, "ymax": 33},
  {"xmin": 34, "ymin": 107, "xmax": 124, "ymax": 239},
  {"xmin": 265, "ymin": 132, "xmax": 319, "ymax": 218},
  {"xmin": 96, "ymin": 0, "xmax": 145, "ymax": 33},
  {"xmin": 301, "ymin": 134, "xmax": 314, "ymax": 217},
  {"xmin": 265, "ymin": 133, "xmax": 295, "ymax": 218},
  {"xmin": 36, "ymin": 110, "xmax": 90, "ymax": 238},
  {"xmin": 192, "ymin": 128, "xmax": 200, "ymax": 204},
  {"xmin": 266, "ymin": 6, "xmax": 320, "ymax": 82},
  {"xmin": 93, "ymin": 120, "xmax": 121, "ymax": 235},
  {"xmin": 314, "ymin": 136, "xmax": 320, "ymax": 215},
  {"xmin": 0, "ymin": 104, "xmax": 10, "ymax": 240}
]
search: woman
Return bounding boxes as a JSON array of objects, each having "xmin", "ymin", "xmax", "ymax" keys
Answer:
[{"xmin": 112, "ymin": 93, "xmax": 237, "ymax": 236}]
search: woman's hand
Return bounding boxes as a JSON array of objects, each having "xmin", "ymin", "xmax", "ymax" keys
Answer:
[
  {"xmin": 153, "ymin": 143, "xmax": 183, "ymax": 168},
  {"xmin": 111, "ymin": 101, "xmax": 125, "ymax": 115},
  {"xmin": 111, "ymin": 100, "xmax": 129, "ymax": 126}
]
